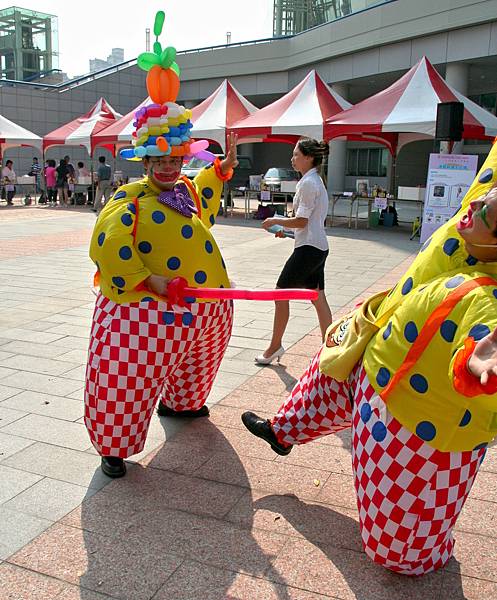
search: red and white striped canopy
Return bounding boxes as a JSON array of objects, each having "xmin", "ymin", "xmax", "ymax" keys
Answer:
[
  {"xmin": 92, "ymin": 97, "xmax": 151, "ymax": 154},
  {"xmin": 324, "ymin": 56, "xmax": 497, "ymax": 146},
  {"xmin": 232, "ymin": 70, "xmax": 351, "ymax": 142},
  {"xmin": 0, "ymin": 113, "xmax": 42, "ymax": 153},
  {"xmin": 43, "ymin": 97, "xmax": 122, "ymax": 154},
  {"xmin": 190, "ymin": 80, "xmax": 258, "ymax": 151}
]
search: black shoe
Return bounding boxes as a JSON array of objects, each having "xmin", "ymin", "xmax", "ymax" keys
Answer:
[
  {"xmin": 241, "ymin": 411, "xmax": 292, "ymax": 456},
  {"xmin": 101, "ymin": 456, "xmax": 126, "ymax": 478},
  {"xmin": 156, "ymin": 401, "xmax": 210, "ymax": 418}
]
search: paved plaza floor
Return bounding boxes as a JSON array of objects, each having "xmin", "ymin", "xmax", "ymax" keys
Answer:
[{"xmin": 0, "ymin": 203, "xmax": 495, "ymax": 599}]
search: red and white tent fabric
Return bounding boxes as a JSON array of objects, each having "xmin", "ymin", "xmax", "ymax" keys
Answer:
[
  {"xmin": 232, "ymin": 70, "xmax": 351, "ymax": 142},
  {"xmin": 190, "ymin": 80, "xmax": 258, "ymax": 151},
  {"xmin": 0, "ymin": 113, "xmax": 42, "ymax": 154},
  {"xmin": 92, "ymin": 97, "xmax": 151, "ymax": 154},
  {"xmin": 324, "ymin": 56, "xmax": 497, "ymax": 150},
  {"xmin": 43, "ymin": 97, "xmax": 122, "ymax": 154}
]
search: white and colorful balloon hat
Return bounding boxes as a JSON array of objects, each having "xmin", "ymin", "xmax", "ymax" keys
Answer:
[{"xmin": 120, "ymin": 11, "xmax": 214, "ymax": 162}]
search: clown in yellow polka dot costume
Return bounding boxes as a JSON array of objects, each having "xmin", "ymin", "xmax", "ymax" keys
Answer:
[
  {"xmin": 84, "ymin": 11, "xmax": 239, "ymax": 480},
  {"xmin": 242, "ymin": 141, "xmax": 497, "ymax": 576}
]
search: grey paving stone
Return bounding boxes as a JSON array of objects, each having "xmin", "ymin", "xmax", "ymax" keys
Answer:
[
  {"xmin": 0, "ymin": 350, "xmax": 14, "ymax": 361},
  {"xmin": 47, "ymin": 336, "xmax": 90, "ymax": 350},
  {"xmin": 2, "ymin": 442, "xmax": 110, "ymax": 490},
  {"xmin": 0, "ymin": 367, "xmax": 17, "ymax": 380},
  {"xmin": 1, "ymin": 414, "xmax": 91, "ymax": 450},
  {"xmin": 59, "ymin": 364, "xmax": 86, "ymax": 381},
  {"xmin": 1, "ymin": 390, "xmax": 83, "ymax": 422},
  {"xmin": 3, "ymin": 477, "xmax": 98, "ymax": 521},
  {"xmin": 0, "ymin": 340, "xmax": 69, "ymax": 359},
  {"xmin": 0, "ymin": 507, "xmax": 52, "ymax": 559},
  {"xmin": 0, "ymin": 355, "xmax": 80, "ymax": 377},
  {"xmin": 0, "ymin": 371, "xmax": 82, "ymax": 396},
  {"xmin": 0, "ymin": 406, "xmax": 26, "ymax": 428},
  {"xmin": 0, "ymin": 328, "xmax": 65, "ymax": 344},
  {"xmin": 43, "ymin": 323, "xmax": 90, "ymax": 339},
  {"xmin": 54, "ymin": 348, "xmax": 89, "ymax": 363},
  {"xmin": 0, "ymin": 464, "xmax": 42, "ymax": 504},
  {"xmin": 0, "ymin": 431, "xmax": 35, "ymax": 461}
]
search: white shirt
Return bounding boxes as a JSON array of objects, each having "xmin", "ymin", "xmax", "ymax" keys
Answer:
[
  {"xmin": 2, "ymin": 166, "xmax": 16, "ymax": 191},
  {"xmin": 292, "ymin": 167, "xmax": 329, "ymax": 251}
]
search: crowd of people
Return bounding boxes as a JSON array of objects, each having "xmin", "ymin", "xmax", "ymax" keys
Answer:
[{"xmin": 0, "ymin": 155, "xmax": 114, "ymax": 209}]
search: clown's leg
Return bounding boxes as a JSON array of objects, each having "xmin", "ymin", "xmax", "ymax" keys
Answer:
[
  {"xmin": 84, "ymin": 297, "xmax": 197, "ymax": 458},
  {"xmin": 160, "ymin": 299, "xmax": 233, "ymax": 412},
  {"xmin": 270, "ymin": 349, "xmax": 361, "ymax": 447},
  {"xmin": 351, "ymin": 366, "xmax": 485, "ymax": 575}
]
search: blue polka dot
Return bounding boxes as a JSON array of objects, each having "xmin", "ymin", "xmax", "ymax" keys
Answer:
[
  {"xmin": 202, "ymin": 187, "xmax": 214, "ymax": 199},
  {"xmin": 404, "ymin": 321, "xmax": 418, "ymax": 343},
  {"xmin": 478, "ymin": 168, "xmax": 493, "ymax": 184},
  {"xmin": 382, "ymin": 322, "xmax": 392, "ymax": 340},
  {"xmin": 420, "ymin": 237, "xmax": 432, "ymax": 252},
  {"xmin": 376, "ymin": 367, "xmax": 390, "ymax": 387},
  {"xmin": 97, "ymin": 232, "xmax": 105, "ymax": 246},
  {"xmin": 113, "ymin": 191, "xmax": 127, "ymax": 201},
  {"xmin": 138, "ymin": 241, "xmax": 152, "ymax": 254},
  {"xmin": 445, "ymin": 275, "xmax": 465, "ymax": 289},
  {"xmin": 440, "ymin": 320, "xmax": 457, "ymax": 342},
  {"xmin": 194, "ymin": 270, "xmax": 207, "ymax": 284},
  {"xmin": 167, "ymin": 256, "xmax": 181, "ymax": 270},
  {"xmin": 137, "ymin": 191, "xmax": 146, "ymax": 198},
  {"xmin": 469, "ymin": 324, "xmax": 490, "ymax": 341},
  {"xmin": 360, "ymin": 403, "xmax": 372, "ymax": 423},
  {"xmin": 372, "ymin": 421, "xmax": 387, "ymax": 442},
  {"xmin": 141, "ymin": 297, "xmax": 154, "ymax": 302},
  {"xmin": 410, "ymin": 374, "xmax": 428, "ymax": 394},
  {"xmin": 416, "ymin": 421, "xmax": 436, "ymax": 441},
  {"xmin": 182, "ymin": 312, "xmax": 193, "ymax": 326},
  {"xmin": 127, "ymin": 202, "xmax": 136, "ymax": 214},
  {"xmin": 443, "ymin": 238, "xmax": 459, "ymax": 256},
  {"xmin": 112, "ymin": 276, "xmax": 125, "ymax": 288},
  {"xmin": 459, "ymin": 410, "xmax": 472, "ymax": 427},
  {"xmin": 181, "ymin": 225, "xmax": 193, "ymax": 239},
  {"xmin": 474, "ymin": 442, "xmax": 488, "ymax": 451},
  {"xmin": 119, "ymin": 246, "xmax": 132, "ymax": 260},
  {"xmin": 401, "ymin": 277, "xmax": 413, "ymax": 295},
  {"xmin": 162, "ymin": 312, "xmax": 175, "ymax": 325},
  {"xmin": 494, "ymin": 289, "xmax": 497, "ymax": 300},
  {"xmin": 121, "ymin": 213, "xmax": 133, "ymax": 226},
  {"xmin": 184, "ymin": 296, "xmax": 196, "ymax": 304},
  {"xmin": 202, "ymin": 199, "xmax": 208, "ymax": 209},
  {"xmin": 466, "ymin": 255, "xmax": 478, "ymax": 266},
  {"xmin": 209, "ymin": 214, "xmax": 215, "ymax": 226},
  {"xmin": 152, "ymin": 210, "xmax": 165, "ymax": 224},
  {"xmin": 205, "ymin": 241, "xmax": 213, "ymax": 254}
]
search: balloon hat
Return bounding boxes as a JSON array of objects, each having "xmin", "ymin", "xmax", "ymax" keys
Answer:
[{"xmin": 120, "ymin": 11, "xmax": 214, "ymax": 162}]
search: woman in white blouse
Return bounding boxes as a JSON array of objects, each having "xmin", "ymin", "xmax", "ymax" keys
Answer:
[{"xmin": 256, "ymin": 138, "xmax": 333, "ymax": 365}]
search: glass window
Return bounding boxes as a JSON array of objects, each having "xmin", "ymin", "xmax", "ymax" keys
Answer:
[
  {"xmin": 346, "ymin": 149, "xmax": 358, "ymax": 175},
  {"xmin": 480, "ymin": 93, "xmax": 497, "ymax": 115},
  {"xmin": 357, "ymin": 149, "xmax": 368, "ymax": 176}
]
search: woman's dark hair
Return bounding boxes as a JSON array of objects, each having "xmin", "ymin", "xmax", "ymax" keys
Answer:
[
  {"xmin": 77, "ymin": 161, "xmax": 84, "ymax": 168},
  {"xmin": 296, "ymin": 138, "xmax": 329, "ymax": 167},
  {"xmin": 48, "ymin": 159, "xmax": 56, "ymax": 168},
  {"xmin": 59, "ymin": 159, "xmax": 66, "ymax": 166}
]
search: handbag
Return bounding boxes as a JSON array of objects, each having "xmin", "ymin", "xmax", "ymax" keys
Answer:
[{"xmin": 319, "ymin": 289, "xmax": 395, "ymax": 381}]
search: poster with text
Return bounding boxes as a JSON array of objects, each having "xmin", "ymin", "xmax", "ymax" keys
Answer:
[{"xmin": 419, "ymin": 153, "xmax": 478, "ymax": 243}]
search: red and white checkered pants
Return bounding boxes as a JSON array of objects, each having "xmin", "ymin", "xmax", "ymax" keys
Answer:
[
  {"xmin": 271, "ymin": 350, "xmax": 486, "ymax": 575},
  {"xmin": 84, "ymin": 293, "xmax": 233, "ymax": 458}
]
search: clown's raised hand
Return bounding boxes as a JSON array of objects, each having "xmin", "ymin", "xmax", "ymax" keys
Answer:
[
  {"xmin": 468, "ymin": 326, "xmax": 497, "ymax": 385},
  {"xmin": 220, "ymin": 132, "xmax": 239, "ymax": 175}
]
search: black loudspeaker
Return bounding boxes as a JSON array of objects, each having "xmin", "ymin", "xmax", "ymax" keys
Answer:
[{"xmin": 435, "ymin": 102, "xmax": 464, "ymax": 141}]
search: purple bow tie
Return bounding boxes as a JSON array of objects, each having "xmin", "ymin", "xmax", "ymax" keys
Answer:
[{"xmin": 157, "ymin": 183, "xmax": 197, "ymax": 218}]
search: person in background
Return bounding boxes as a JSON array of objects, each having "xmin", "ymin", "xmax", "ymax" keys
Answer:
[
  {"xmin": 254, "ymin": 138, "xmax": 333, "ymax": 365},
  {"xmin": 93, "ymin": 156, "xmax": 112, "ymax": 215},
  {"xmin": 29, "ymin": 157, "xmax": 42, "ymax": 194},
  {"xmin": 55, "ymin": 158, "xmax": 70, "ymax": 207},
  {"xmin": 77, "ymin": 161, "xmax": 91, "ymax": 178},
  {"xmin": 44, "ymin": 159, "xmax": 57, "ymax": 206},
  {"xmin": 2, "ymin": 159, "xmax": 16, "ymax": 206}
]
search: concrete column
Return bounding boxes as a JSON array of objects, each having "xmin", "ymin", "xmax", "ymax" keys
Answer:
[
  {"xmin": 441, "ymin": 63, "xmax": 469, "ymax": 154},
  {"xmin": 327, "ymin": 83, "xmax": 349, "ymax": 195}
]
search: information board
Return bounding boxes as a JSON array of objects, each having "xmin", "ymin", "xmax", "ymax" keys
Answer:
[{"xmin": 420, "ymin": 153, "xmax": 478, "ymax": 243}]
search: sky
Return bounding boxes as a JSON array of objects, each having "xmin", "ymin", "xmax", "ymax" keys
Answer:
[{"xmin": 33, "ymin": 1, "xmax": 274, "ymax": 78}]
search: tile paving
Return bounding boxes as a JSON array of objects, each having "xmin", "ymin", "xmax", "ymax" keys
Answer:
[{"xmin": 0, "ymin": 203, "xmax": 494, "ymax": 598}]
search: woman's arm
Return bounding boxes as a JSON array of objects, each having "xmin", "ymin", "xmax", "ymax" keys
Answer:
[{"xmin": 262, "ymin": 216, "xmax": 308, "ymax": 230}]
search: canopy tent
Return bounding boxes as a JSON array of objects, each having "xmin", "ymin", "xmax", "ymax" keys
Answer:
[
  {"xmin": 324, "ymin": 56, "xmax": 497, "ymax": 152},
  {"xmin": 92, "ymin": 97, "xmax": 151, "ymax": 156},
  {"xmin": 43, "ymin": 97, "xmax": 122, "ymax": 155},
  {"xmin": 0, "ymin": 113, "xmax": 42, "ymax": 156},
  {"xmin": 232, "ymin": 70, "xmax": 352, "ymax": 143},
  {"xmin": 190, "ymin": 79, "xmax": 258, "ymax": 151}
]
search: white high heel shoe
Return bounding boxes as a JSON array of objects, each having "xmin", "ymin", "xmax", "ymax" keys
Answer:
[{"xmin": 254, "ymin": 346, "xmax": 285, "ymax": 365}]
